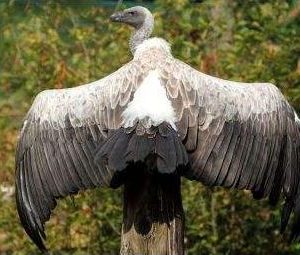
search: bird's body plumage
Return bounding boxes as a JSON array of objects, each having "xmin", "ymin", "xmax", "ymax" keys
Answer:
[{"xmin": 15, "ymin": 7, "xmax": 300, "ymax": 252}]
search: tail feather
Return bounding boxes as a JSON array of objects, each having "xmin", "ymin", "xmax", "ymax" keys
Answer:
[
  {"xmin": 95, "ymin": 122, "xmax": 188, "ymax": 174},
  {"xmin": 156, "ymin": 129, "xmax": 177, "ymax": 173}
]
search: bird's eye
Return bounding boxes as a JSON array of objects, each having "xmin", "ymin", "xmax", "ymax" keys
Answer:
[{"xmin": 128, "ymin": 11, "xmax": 136, "ymax": 16}]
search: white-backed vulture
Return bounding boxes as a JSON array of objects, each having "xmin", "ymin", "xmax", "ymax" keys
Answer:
[{"xmin": 15, "ymin": 6, "xmax": 300, "ymax": 253}]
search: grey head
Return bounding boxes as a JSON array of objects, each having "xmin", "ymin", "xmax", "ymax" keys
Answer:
[
  {"xmin": 110, "ymin": 6, "xmax": 152, "ymax": 29},
  {"xmin": 110, "ymin": 6, "xmax": 154, "ymax": 54}
]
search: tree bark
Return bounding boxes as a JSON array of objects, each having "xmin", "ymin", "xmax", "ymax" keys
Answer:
[{"xmin": 120, "ymin": 168, "xmax": 184, "ymax": 255}]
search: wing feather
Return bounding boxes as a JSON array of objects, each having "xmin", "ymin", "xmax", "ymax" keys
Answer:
[
  {"xmin": 163, "ymin": 58, "xmax": 300, "ymax": 239},
  {"xmin": 15, "ymin": 60, "xmax": 142, "ymax": 250}
]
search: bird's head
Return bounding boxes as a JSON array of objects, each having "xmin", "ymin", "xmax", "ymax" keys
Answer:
[{"xmin": 110, "ymin": 6, "xmax": 152, "ymax": 29}]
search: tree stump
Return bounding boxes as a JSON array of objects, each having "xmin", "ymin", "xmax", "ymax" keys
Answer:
[{"xmin": 120, "ymin": 168, "xmax": 184, "ymax": 255}]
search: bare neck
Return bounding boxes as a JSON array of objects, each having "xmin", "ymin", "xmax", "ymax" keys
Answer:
[{"xmin": 129, "ymin": 14, "xmax": 154, "ymax": 55}]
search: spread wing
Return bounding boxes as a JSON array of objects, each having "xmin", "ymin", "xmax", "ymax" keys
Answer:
[
  {"xmin": 15, "ymin": 60, "xmax": 144, "ymax": 251},
  {"xmin": 162, "ymin": 58, "xmax": 300, "ymax": 239}
]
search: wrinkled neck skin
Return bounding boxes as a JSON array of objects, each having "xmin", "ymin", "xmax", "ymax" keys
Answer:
[{"xmin": 130, "ymin": 14, "xmax": 154, "ymax": 55}]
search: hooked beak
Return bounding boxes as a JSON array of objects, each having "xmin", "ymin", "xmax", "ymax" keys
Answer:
[{"xmin": 110, "ymin": 11, "xmax": 124, "ymax": 22}]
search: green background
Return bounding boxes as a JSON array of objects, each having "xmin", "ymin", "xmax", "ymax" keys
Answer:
[{"xmin": 0, "ymin": 0, "xmax": 299, "ymax": 254}]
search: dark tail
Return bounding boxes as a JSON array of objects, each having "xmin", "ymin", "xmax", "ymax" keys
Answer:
[{"xmin": 95, "ymin": 122, "xmax": 188, "ymax": 174}]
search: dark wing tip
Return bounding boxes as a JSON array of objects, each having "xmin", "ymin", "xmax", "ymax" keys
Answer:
[
  {"xmin": 16, "ymin": 188, "xmax": 48, "ymax": 252},
  {"xmin": 288, "ymin": 203, "xmax": 300, "ymax": 243},
  {"xmin": 15, "ymin": 161, "xmax": 48, "ymax": 253}
]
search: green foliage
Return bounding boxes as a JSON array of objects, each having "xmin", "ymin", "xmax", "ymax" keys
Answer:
[{"xmin": 0, "ymin": 0, "xmax": 299, "ymax": 254}]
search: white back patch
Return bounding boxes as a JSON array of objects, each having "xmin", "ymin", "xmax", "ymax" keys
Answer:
[{"xmin": 122, "ymin": 70, "xmax": 177, "ymax": 129}]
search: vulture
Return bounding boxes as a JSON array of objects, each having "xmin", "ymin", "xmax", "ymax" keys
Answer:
[{"xmin": 16, "ymin": 5, "xmax": 300, "ymax": 254}]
